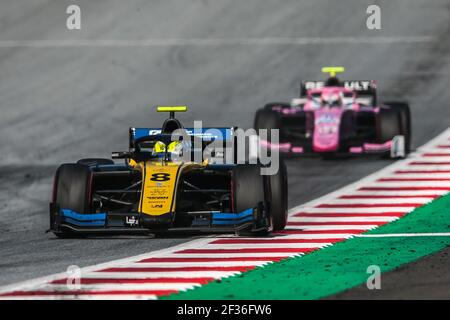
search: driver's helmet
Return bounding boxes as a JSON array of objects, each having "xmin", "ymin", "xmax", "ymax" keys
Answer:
[
  {"xmin": 152, "ymin": 141, "xmax": 183, "ymax": 157},
  {"xmin": 320, "ymin": 91, "xmax": 343, "ymax": 108}
]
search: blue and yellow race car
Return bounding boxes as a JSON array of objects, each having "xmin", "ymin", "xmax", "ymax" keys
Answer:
[{"xmin": 49, "ymin": 107, "xmax": 287, "ymax": 237}]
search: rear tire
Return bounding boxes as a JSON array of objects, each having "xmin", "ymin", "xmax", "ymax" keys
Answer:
[
  {"xmin": 269, "ymin": 158, "xmax": 288, "ymax": 231},
  {"xmin": 52, "ymin": 164, "xmax": 92, "ymax": 238}
]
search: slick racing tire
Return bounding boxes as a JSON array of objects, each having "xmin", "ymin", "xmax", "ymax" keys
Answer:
[
  {"xmin": 383, "ymin": 102, "xmax": 411, "ymax": 153},
  {"xmin": 254, "ymin": 108, "xmax": 282, "ymax": 158},
  {"xmin": 52, "ymin": 164, "xmax": 92, "ymax": 238},
  {"xmin": 377, "ymin": 107, "xmax": 402, "ymax": 144},
  {"xmin": 232, "ymin": 164, "xmax": 266, "ymax": 235},
  {"xmin": 254, "ymin": 108, "xmax": 281, "ymax": 141},
  {"xmin": 232, "ymin": 164, "xmax": 265, "ymax": 213},
  {"xmin": 269, "ymin": 158, "xmax": 288, "ymax": 231},
  {"xmin": 77, "ymin": 158, "xmax": 115, "ymax": 166}
]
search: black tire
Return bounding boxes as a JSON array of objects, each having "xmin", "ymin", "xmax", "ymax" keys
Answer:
[
  {"xmin": 376, "ymin": 107, "xmax": 401, "ymax": 143},
  {"xmin": 383, "ymin": 102, "xmax": 411, "ymax": 153},
  {"xmin": 232, "ymin": 165, "xmax": 265, "ymax": 213},
  {"xmin": 52, "ymin": 164, "xmax": 92, "ymax": 238},
  {"xmin": 232, "ymin": 165, "xmax": 267, "ymax": 235},
  {"xmin": 254, "ymin": 109, "xmax": 282, "ymax": 152},
  {"xmin": 254, "ymin": 109, "xmax": 281, "ymax": 135},
  {"xmin": 77, "ymin": 158, "xmax": 114, "ymax": 166},
  {"xmin": 269, "ymin": 158, "xmax": 288, "ymax": 231}
]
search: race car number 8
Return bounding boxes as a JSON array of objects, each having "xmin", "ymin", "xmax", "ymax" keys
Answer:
[{"xmin": 150, "ymin": 173, "xmax": 171, "ymax": 182}]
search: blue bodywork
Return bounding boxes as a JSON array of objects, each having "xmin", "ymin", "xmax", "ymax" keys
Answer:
[
  {"xmin": 60, "ymin": 209, "xmax": 106, "ymax": 227},
  {"xmin": 211, "ymin": 208, "xmax": 254, "ymax": 225},
  {"xmin": 59, "ymin": 208, "xmax": 254, "ymax": 228}
]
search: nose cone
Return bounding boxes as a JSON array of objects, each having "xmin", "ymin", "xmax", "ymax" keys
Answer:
[{"xmin": 312, "ymin": 109, "xmax": 342, "ymax": 152}]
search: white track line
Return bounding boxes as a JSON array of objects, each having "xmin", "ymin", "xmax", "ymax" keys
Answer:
[
  {"xmin": 285, "ymin": 225, "xmax": 379, "ymax": 230},
  {"xmin": 346, "ymin": 190, "xmax": 447, "ymax": 196},
  {"xmin": 299, "ymin": 207, "xmax": 415, "ymax": 213},
  {"xmin": 320, "ymin": 198, "xmax": 433, "ymax": 204},
  {"xmin": 289, "ymin": 216, "xmax": 399, "ymax": 223},
  {"xmin": 217, "ymin": 234, "xmax": 353, "ymax": 239},
  {"xmin": 421, "ymin": 155, "xmax": 450, "ymax": 159},
  {"xmin": 369, "ymin": 181, "xmax": 450, "ymax": 187},
  {"xmin": 165, "ymin": 252, "xmax": 299, "ymax": 258},
  {"xmin": 385, "ymin": 173, "xmax": 450, "ymax": 178},
  {"xmin": 39, "ymin": 283, "xmax": 200, "ymax": 291},
  {"xmin": 406, "ymin": 165, "xmax": 450, "ymax": 170},
  {"xmin": 356, "ymin": 233, "xmax": 450, "ymax": 238},
  {"xmin": 3, "ymin": 295, "xmax": 159, "ymax": 300},
  {"xmin": 407, "ymin": 160, "xmax": 450, "ymax": 164},
  {"xmin": 394, "ymin": 172, "xmax": 450, "ymax": 177},
  {"xmin": 201, "ymin": 243, "xmax": 329, "ymax": 249},
  {"xmin": 404, "ymin": 167, "xmax": 450, "ymax": 172},
  {"xmin": 69, "ymin": 272, "xmax": 240, "ymax": 280},
  {"xmin": 131, "ymin": 261, "xmax": 272, "ymax": 267}
]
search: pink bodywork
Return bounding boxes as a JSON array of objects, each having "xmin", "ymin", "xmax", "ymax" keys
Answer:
[
  {"xmin": 312, "ymin": 107, "xmax": 344, "ymax": 152},
  {"xmin": 304, "ymin": 87, "xmax": 359, "ymax": 152}
]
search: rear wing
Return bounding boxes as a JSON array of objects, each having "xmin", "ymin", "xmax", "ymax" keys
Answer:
[
  {"xmin": 300, "ymin": 80, "xmax": 378, "ymax": 106},
  {"xmin": 129, "ymin": 127, "xmax": 234, "ymax": 149}
]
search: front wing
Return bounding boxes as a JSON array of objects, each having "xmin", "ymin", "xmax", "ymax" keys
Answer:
[
  {"xmin": 260, "ymin": 135, "xmax": 406, "ymax": 158},
  {"xmin": 49, "ymin": 203, "xmax": 270, "ymax": 236}
]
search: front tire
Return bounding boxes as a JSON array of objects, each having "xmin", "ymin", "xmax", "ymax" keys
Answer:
[
  {"xmin": 383, "ymin": 102, "xmax": 411, "ymax": 153},
  {"xmin": 254, "ymin": 108, "xmax": 283, "ymax": 158},
  {"xmin": 377, "ymin": 107, "xmax": 402, "ymax": 143},
  {"xmin": 232, "ymin": 165, "xmax": 265, "ymax": 213},
  {"xmin": 51, "ymin": 164, "xmax": 92, "ymax": 238},
  {"xmin": 268, "ymin": 159, "xmax": 288, "ymax": 231},
  {"xmin": 232, "ymin": 165, "xmax": 267, "ymax": 235},
  {"xmin": 254, "ymin": 108, "xmax": 281, "ymax": 139}
]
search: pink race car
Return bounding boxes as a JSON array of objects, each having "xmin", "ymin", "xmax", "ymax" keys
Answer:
[{"xmin": 254, "ymin": 67, "xmax": 411, "ymax": 158}]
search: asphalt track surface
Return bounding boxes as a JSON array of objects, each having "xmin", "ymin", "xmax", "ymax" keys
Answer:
[
  {"xmin": 0, "ymin": 0, "xmax": 449, "ymax": 298},
  {"xmin": 327, "ymin": 246, "xmax": 450, "ymax": 300}
]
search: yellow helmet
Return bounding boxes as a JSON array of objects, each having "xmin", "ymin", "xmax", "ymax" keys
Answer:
[
  {"xmin": 153, "ymin": 141, "xmax": 182, "ymax": 154},
  {"xmin": 167, "ymin": 141, "xmax": 182, "ymax": 153},
  {"xmin": 153, "ymin": 141, "xmax": 166, "ymax": 153}
]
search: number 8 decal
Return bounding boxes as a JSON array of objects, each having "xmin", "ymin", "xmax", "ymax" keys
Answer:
[{"xmin": 150, "ymin": 173, "xmax": 171, "ymax": 182}]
